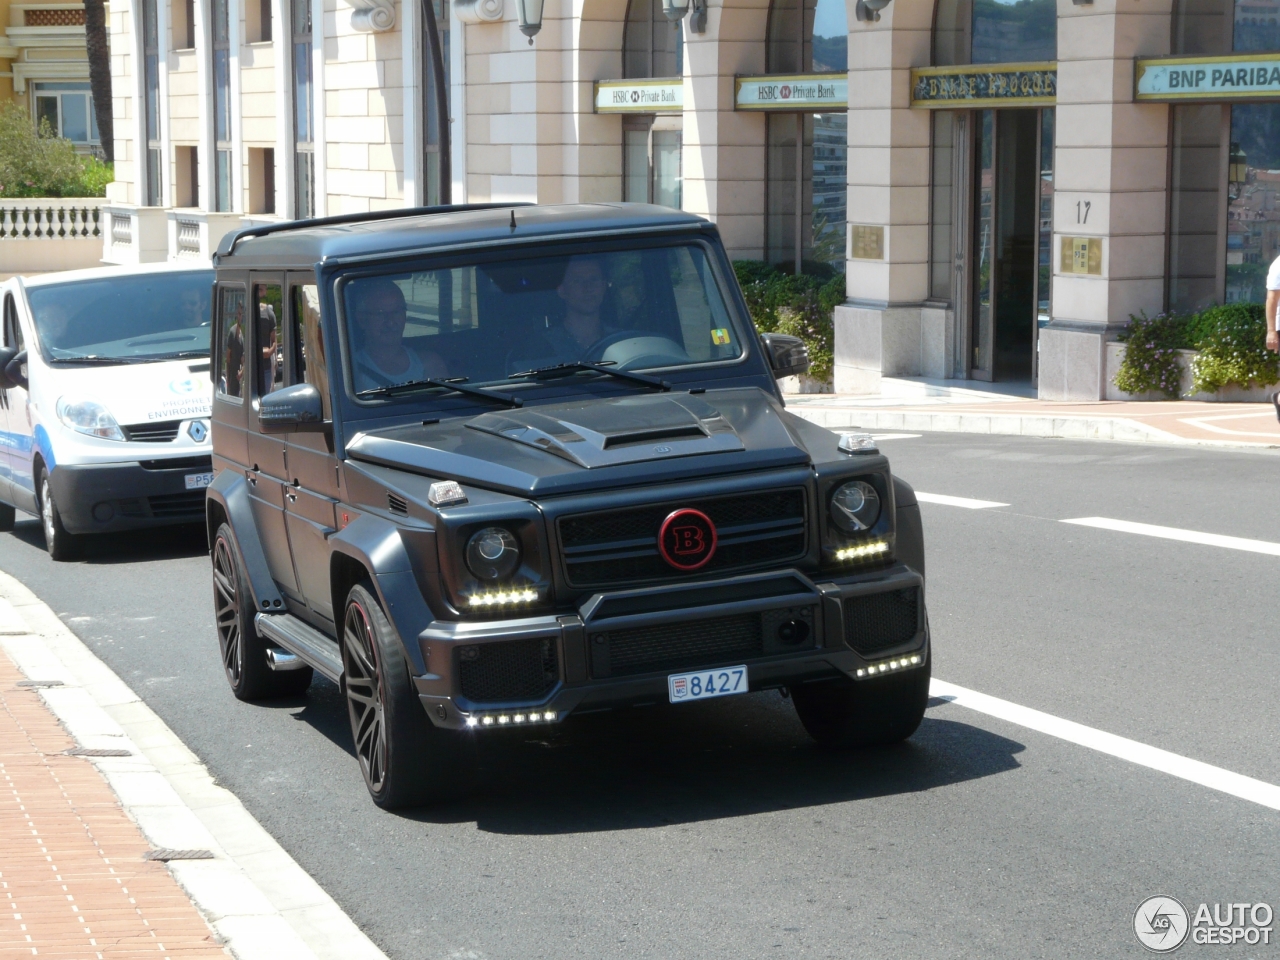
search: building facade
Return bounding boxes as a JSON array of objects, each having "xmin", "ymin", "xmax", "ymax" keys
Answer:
[
  {"xmin": 1, "ymin": 1, "xmax": 100, "ymax": 150},
  {"xmin": 101, "ymin": 0, "xmax": 1280, "ymax": 399}
]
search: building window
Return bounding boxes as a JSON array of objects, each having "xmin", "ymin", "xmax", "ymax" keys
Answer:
[
  {"xmin": 621, "ymin": 0, "xmax": 682, "ymax": 210},
  {"xmin": 624, "ymin": 0, "xmax": 681, "ymax": 78},
  {"xmin": 933, "ymin": 0, "xmax": 1057, "ymax": 67},
  {"xmin": 1168, "ymin": 0, "xmax": 1280, "ymax": 310},
  {"xmin": 142, "ymin": 0, "xmax": 162, "ymax": 205},
  {"xmin": 423, "ymin": 0, "xmax": 451, "ymax": 205},
  {"xmin": 173, "ymin": 0, "xmax": 196, "ymax": 49},
  {"xmin": 176, "ymin": 145, "xmax": 199, "ymax": 207},
  {"xmin": 247, "ymin": 0, "xmax": 272, "ymax": 43},
  {"xmin": 213, "ymin": 0, "xmax": 233, "ymax": 212},
  {"xmin": 291, "ymin": 0, "xmax": 314, "ymax": 218},
  {"xmin": 33, "ymin": 83, "xmax": 99, "ymax": 145},
  {"xmin": 764, "ymin": 0, "xmax": 847, "ymax": 273},
  {"xmin": 248, "ymin": 147, "xmax": 275, "ymax": 213}
]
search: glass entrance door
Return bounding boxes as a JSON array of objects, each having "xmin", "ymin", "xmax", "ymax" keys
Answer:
[{"xmin": 971, "ymin": 107, "xmax": 1053, "ymax": 382}]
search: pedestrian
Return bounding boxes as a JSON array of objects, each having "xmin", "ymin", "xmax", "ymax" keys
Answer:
[{"xmin": 1268, "ymin": 250, "xmax": 1280, "ymax": 353}]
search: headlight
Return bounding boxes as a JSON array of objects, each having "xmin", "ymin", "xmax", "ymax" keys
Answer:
[
  {"xmin": 465, "ymin": 526, "xmax": 521, "ymax": 580},
  {"xmin": 56, "ymin": 397, "xmax": 124, "ymax": 441},
  {"xmin": 830, "ymin": 480, "xmax": 881, "ymax": 533}
]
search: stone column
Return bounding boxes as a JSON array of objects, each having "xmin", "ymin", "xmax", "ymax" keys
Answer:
[
  {"xmin": 1039, "ymin": 0, "xmax": 1173, "ymax": 400},
  {"xmin": 833, "ymin": 2, "xmax": 933, "ymax": 394}
]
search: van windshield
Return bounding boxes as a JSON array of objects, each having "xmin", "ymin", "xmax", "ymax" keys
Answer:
[
  {"xmin": 28, "ymin": 270, "xmax": 213, "ymax": 363},
  {"xmin": 340, "ymin": 243, "xmax": 743, "ymax": 397}
]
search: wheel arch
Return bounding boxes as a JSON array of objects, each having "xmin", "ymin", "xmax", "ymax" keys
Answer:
[
  {"xmin": 206, "ymin": 470, "xmax": 284, "ymax": 614},
  {"xmin": 892, "ymin": 474, "xmax": 925, "ymax": 584}
]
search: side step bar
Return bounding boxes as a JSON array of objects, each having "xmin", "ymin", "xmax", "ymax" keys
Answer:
[{"xmin": 254, "ymin": 612, "xmax": 343, "ymax": 683}]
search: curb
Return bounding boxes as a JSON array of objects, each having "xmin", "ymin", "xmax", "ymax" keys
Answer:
[
  {"xmin": 0, "ymin": 569, "xmax": 389, "ymax": 960},
  {"xmin": 788, "ymin": 405, "xmax": 1280, "ymax": 450}
]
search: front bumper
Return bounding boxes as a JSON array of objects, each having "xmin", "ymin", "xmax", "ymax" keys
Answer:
[
  {"xmin": 414, "ymin": 562, "xmax": 928, "ymax": 730},
  {"xmin": 48, "ymin": 459, "xmax": 211, "ymax": 533}
]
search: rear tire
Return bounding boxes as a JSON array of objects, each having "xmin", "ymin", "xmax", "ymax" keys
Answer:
[
  {"xmin": 0, "ymin": 502, "xmax": 14, "ymax": 533},
  {"xmin": 342, "ymin": 582, "xmax": 473, "ymax": 809},
  {"xmin": 38, "ymin": 470, "xmax": 81, "ymax": 561},
  {"xmin": 792, "ymin": 651, "xmax": 930, "ymax": 749},
  {"xmin": 212, "ymin": 523, "xmax": 312, "ymax": 700}
]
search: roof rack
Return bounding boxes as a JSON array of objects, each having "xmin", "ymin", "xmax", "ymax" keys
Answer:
[{"xmin": 219, "ymin": 202, "xmax": 533, "ymax": 258}]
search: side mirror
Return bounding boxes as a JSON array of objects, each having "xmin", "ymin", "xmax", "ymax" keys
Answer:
[
  {"xmin": 259, "ymin": 383, "xmax": 326, "ymax": 433},
  {"xmin": 761, "ymin": 333, "xmax": 810, "ymax": 380},
  {"xmin": 0, "ymin": 347, "xmax": 16, "ymax": 390},
  {"xmin": 0, "ymin": 349, "xmax": 26, "ymax": 391}
]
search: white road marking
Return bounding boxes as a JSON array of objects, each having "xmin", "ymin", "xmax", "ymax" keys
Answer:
[
  {"xmin": 915, "ymin": 492, "xmax": 1010, "ymax": 509},
  {"xmin": 1061, "ymin": 516, "xmax": 1280, "ymax": 557},
  {"xmin": 870, "ymin": 433, "xmax": 923, "ymax": 441},
  {"xmin": 932, "ymin": 679, "xmax": 1280, "ymax": 811}
]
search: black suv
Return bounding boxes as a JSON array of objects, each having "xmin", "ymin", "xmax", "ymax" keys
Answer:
[{"xmin": 207, "ymin": 203, "xmax": 931, "ymax": 808}]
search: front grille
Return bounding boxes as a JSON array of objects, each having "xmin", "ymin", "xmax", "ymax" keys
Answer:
[
  {"xmin": 122, "ymin": 420, "xmax": 182, "ymax": 442},
  {"xmin": 559, "ymin": 489, "xmax": 806, "ymax": 588},
  {"xmin": 146, "ymin": 491, "xmax": 207, "ymax": 518},
  {"xmin": 843, "ymin": 588, "xmax": 920, "ymax": 656},
  {"xmin": 458, "ymin": 638, "xmax": 559, "ymax": 703},
  {"xmin": 139, "ymin": 456, "xmax": 212, "ymax": 471},
  {"xmin": 592, "ymin": 613, "xmax": 763, "ymax": 678}
]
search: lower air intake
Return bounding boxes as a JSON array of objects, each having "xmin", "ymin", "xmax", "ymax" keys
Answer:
[
  {"xmin": 593, "ymin": 613, "xmax": 763, "ymax": 678},
  {"xmin": 843, "ymin": 588, "xmax": 921, "ymax": 656},
  {"xmin": 458, "ymin": 638, "xmax": 559, "ymax": 703}
]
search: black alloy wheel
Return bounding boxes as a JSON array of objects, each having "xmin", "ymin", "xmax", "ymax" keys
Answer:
[
  {"xmin": 213, "ymin": 523, "xmax": 311, "ymax": 700},
  {"xmin": 38, "ymin": 470, "xmax": 80, "ymax": 561},
  {"xmin": 791, "ymin": 648, "xmax": 931, "ymax": 749},
  {"xmin": 342, "ymin": 581, "xmax": 473, "ymax": 809}
]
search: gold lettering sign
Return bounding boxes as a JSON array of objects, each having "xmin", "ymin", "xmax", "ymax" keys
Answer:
[
  {"xmin": 1059, "ymin": 236, "xmax": 1102, "ymax": 275},
  {"xmin": 910, "ymin": 62, "xmax": 1057, "ymax": 108},
  {"xmin": 851, "ymin": 224, "xmax": 885, "ymax": 260}
]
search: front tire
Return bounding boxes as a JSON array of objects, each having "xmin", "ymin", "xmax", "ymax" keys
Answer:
[
  {"xmin": 38, "ymin": 470, "xmax": 81, "ymax": 561},
  {"xmin": 0, "ymin": 501, "xmax": 14, "ymax": 533},
  {"xmin": 792, "ymin": 652, "xmax": 931, "ymax": 749},
  {"xmin": 342, "ymin": 582, "xmax": 472, "ymax": 809},
  {"xmin": 212, "ymin": 523, "xmax": 312, "ymax": 700}
]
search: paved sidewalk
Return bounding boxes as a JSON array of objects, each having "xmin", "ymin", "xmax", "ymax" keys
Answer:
[
  {"xmin": 785, "ymin": 378, "xmax": 1280, "ymax": 448},
  {"xmin": 0, "ymin": 654, "xmax": 227, "ymax": 960}
]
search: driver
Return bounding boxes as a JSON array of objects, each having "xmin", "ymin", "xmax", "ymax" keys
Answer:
[
  {"xmin": 350, "ymin": 278, "xmax": 447, "ymax": 392},
  {"xmin": 546, "ymin": 257, "xmax": 616, "ymax": 357}
]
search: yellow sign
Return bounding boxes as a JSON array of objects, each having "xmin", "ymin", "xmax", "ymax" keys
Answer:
[
  {"xmin": 911, "ymin": 61, "xmax": 1057, "ymax": 109},
  {"xmin": 850, "ymin": 225, "xmax": 884, "ymax": 261},
  {"xmin": 1060, "ymin": 236, "xmax": 1102, "ymax": 276},
  {"xmin": 711, "ymin": 328, "xmax": 731, "ymax": 345}
]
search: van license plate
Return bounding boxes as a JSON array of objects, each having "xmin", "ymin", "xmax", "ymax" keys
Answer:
[
  {"xmin": 184, "ymin": 472, "xmax": 214, "ymax": 490},
  {"xmin": 668, "ymin": 666, "xmax": 747, "ymax": 704}
]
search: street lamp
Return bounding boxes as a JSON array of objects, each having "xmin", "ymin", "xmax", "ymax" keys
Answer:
[
  {"xmin": 855, "ymin": 0, "xmax": 891, "ymax": 21},
  {"xmin": 1229, "ymin": 142, "xmax": 1249, "ymax": 201},
  {"xmin": 515, "ymin": 0, "xmax": 543, "ymax": 42}
]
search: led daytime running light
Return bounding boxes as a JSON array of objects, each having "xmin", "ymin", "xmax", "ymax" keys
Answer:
[
  {"xmin": 465, "ymin": 710, "xmax": 558, "ymax": 728},
  {"xmin": 468, "ymin": 588, "xmax": 539, "ymax": 607},
  {"xmin": 855, "ymin": 653, "xmax": 923, "ymax": 679},
  {"xmin": 835, "ymin": 540, "xmax": 889, "ymax": 562}
]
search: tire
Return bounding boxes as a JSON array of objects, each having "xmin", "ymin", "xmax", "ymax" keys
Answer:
[
  {"xmin": 792, "ymin": 651, "xmax": 931, "ymax": 749},
  {"xmin": 0, "ymin": 502, "xmax": 14, "ymax": 533},
  {"xmin": 212, "ymin": 523, "xmax": 312, "ymax": 701},
  {"xmin": 342, "ymin": 581, "xmax": 473, "ymax": 809},
  {"xmin": 38, "ymin": 469, "xmax": 81, "ymax": 561}
]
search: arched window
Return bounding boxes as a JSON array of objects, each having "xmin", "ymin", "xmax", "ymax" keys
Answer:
[
  {"xmin": 764, "ymin": 0, "xmax": 847, "ymax": 272},
  {"xmin": 621, "ymin": 0, "xmax": 683, "ymax": 208},
  {"xmin": 1168, "ymin": 0, "xmax": 1280, "ymax": 310},
  {"xmin": 933, "ymin": 0, "xmax": 1056, "ymax": 67}
]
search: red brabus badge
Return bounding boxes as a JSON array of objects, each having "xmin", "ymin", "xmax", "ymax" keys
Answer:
[{"xmin": 658, "ymin": 508, "xmax": 717, "ymax": 571}]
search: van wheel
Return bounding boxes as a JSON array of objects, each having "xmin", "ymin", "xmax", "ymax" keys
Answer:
[
  {"xmin": 0, "ymin": 502, "xmax": 14, "ymax": 532},
  {"xmin": 212, "ymin": 523, "xmax": 312, "ymax": 700},
  {"xmin": 342, "ymin": 582, "xmax": 473, "ymax": 809},
  {"xmin": 38, "ymin": 471, "xmax": 80, "ymax": 561},
  {"xmin": 791, "ymin": 652, "xmax": 931, "ymax": 749}
]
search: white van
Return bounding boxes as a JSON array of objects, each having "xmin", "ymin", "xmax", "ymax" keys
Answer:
[{"xmin": 0, "ymin": 262, "xmax": 215, "ymax": 560}]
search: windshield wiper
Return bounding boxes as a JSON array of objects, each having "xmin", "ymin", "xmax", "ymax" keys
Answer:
[
  {"xmin": 139, "ymin": 350, "xmax": 210, "ymax": 362},
  {"xmin": 49, "ymin": 354, "xmax": 150, "ymax": 365},
  {"xmin": 510, "ymin": 361, "xmax": 670, "ymax": 391},
  {"xmin": 357, "ymin": 377, "xmax": 523, "ymax": 407}
]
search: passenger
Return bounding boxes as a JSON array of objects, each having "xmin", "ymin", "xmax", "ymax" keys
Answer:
[
  {"xmin": 179, "ymin": 287, "xmax": 208, "ymax": 328},
  {"xmin": 349, "ymin": 279, "xmax": 447, "ymax": 391}
]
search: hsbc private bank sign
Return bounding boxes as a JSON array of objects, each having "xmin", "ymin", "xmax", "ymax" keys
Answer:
[{"xmin": 594, "ymin": 79, "xmax": 684, "ymax": 114}]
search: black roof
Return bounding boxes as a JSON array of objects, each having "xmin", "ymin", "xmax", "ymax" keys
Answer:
[{"xmin": 214, "ymin": 203, "xmax": 711, "ymax": 268}]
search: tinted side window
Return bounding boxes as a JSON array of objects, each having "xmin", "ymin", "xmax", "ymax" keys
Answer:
[
  {"xmin": 217, "ymin": 286, "xmax": 247, "ymax": 400},
  {"xmin": 292, "ymin": 284, "xmax": 329, "ymax": 417},
  {"xmin": 252, "ymin": 282, "xmax": 284, "ymax": 397},
  {"xmin": 2, "ymin": 294, "xmax": 21, "ymax": 350}
]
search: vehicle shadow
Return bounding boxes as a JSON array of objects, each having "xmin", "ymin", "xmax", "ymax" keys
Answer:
[{"xmin": 10, "ymin": 517, "xmax": 208, "ymax": 564}]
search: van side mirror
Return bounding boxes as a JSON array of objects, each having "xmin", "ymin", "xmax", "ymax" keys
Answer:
[
  {"xmin": 761, "ymin": 333, "xmax": 810, "ymax": 380},
  {"xmin": 0, "ymin": 349, "xmax": 26, "ymax": 391},
  {"xmin": 259, "ymin": 383, "xmax": 326, "ymax": 433}
]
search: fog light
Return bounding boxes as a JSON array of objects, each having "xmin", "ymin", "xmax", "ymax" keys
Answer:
[
  {"xmin": 468, "ymin": 587, "xmax": 539, "ymax": 608},
  {"xmin": 91, "ymin": 502, "xmax": 114, "ymax": 522},
  {"xmin": 855, "ymin": 651, "xmax": 925, "ymax": 680},
  {"xmin": 465, "ymin": 716, "xmax": 479, "ymax": 727},
  {"xmin": 481, "ymin": 715, "xmax": 495, "ymax": 726},
  {"xmin": 835, "ymin": 540, "xmax": 889, "ymax": 562}
]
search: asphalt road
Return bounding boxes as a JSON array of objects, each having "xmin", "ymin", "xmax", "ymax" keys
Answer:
[{"xmin": 2, "ymin": 431, "xmax": 1278, "ymax": 960}]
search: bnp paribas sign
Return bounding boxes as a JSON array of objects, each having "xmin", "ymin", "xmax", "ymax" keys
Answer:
[{"xmin": 1136, "ymin": 52, "xmax": 1280, "ymax": 101}]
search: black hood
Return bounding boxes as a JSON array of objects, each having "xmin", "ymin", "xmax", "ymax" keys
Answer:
[{"xmin": 345, "ymin": 388, "xmax": 814, "ymax": 496}]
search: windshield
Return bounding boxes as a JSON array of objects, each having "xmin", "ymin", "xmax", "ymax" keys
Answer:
[
  {"xmin": 28, "ymin": 270, "xmax": 213, "ymax": 363},
  {"xmin": 340, "ymin": 243, "xmax": 743, "ymax": 396}
]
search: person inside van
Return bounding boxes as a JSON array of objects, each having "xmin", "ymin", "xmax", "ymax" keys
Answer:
[{"xmin": 349, "ymin": 279, "xmax": 447, "ymax": 392}]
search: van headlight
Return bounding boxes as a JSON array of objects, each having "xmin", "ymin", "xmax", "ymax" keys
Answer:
[
  {"xmin": 56, "ymin": 397, "xmax": 125, "ymax": 441},
  {"xmin": 465, "ymin": 526, "xmax": 521, "ymax": 580},
  {"xmin": 830, "ymin": 480, "xmax": 881, "ymax": 533}
]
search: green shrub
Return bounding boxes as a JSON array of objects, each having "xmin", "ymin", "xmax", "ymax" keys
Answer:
[
  {"xmin": 1186, "ymin": 302, "xmax": 1279, "ymax": 394},
  {"xmin": 1113, "ymin": 312, "xmax": 1191, "ymax": 400},
  {"xmin": 731, "ymin": 260, "xmax": 842, "ymax": 385},
  {"xmin": 0, "ymin": 103, "xmax": 113, "ymax": 198}
]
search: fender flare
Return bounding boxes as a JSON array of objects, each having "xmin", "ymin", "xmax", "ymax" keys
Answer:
[
  {"xmin": 205, "ymin": 471, "xmax": 284, "ymax": 613},
  {"xmin": 892, "ymin": 475, "xmax": 925, "ymax": 584},
  {"xmin": 329, "ymin": 514, "xmax": 435, "ymax": 675}
]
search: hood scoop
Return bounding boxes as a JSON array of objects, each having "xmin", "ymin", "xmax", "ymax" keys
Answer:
[{"xmin": 466, "ymin": 394, "xmax": 744, "ymax": 468}]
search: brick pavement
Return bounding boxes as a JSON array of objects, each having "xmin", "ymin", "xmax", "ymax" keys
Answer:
[{"xmin": 0, "ymin": 654, "xmax": 228, "ymax": 959}]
